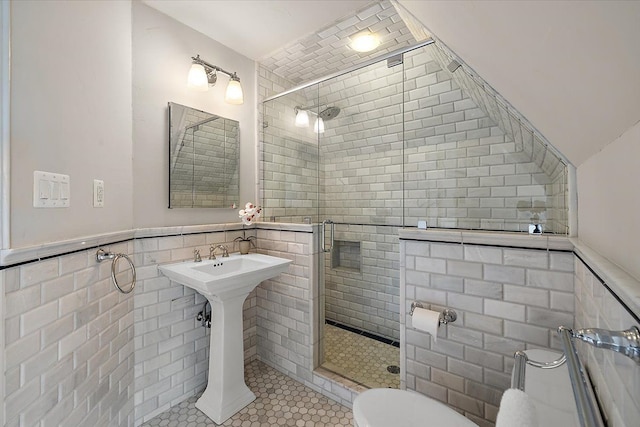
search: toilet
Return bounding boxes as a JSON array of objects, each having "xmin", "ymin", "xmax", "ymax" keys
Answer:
[
  {"xmin": 353, "ymin": 388, "xmax": 477, "ymax": 427},
  {"xmin": 353, "ymin": 349, "xmax": 577, "ymax": 427}
]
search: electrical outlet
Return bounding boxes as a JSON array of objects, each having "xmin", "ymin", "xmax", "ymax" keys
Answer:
[{"xmin": 93, "ymin": 179, "xmax": 104, "ymax": 207}]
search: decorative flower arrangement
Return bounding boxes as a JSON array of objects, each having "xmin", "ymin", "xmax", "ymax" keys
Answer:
[
  {"xmin": 238, "ymin": 202, "xmax": 262, "ymax": 225},
  {"xmin": 236, "ymin": 202, "xmax": 261, "ymax": 253}
]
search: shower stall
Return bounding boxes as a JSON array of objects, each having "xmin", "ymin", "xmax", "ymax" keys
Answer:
[{"xmin": 261, "ymin": 41, "xmax": 568, "ymax": 388}]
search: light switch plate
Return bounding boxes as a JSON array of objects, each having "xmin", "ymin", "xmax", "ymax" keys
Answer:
[
  {"xmin": 33, "ymin": 171, "xmax": 70, "ymax": 208},
  {"xmin": 93, "ymin": 179, "xmax": 104, "ymax": 207}
]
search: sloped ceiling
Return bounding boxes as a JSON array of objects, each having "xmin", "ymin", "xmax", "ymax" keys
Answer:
[
  {"xmin": 141, "ymin": 0, "xmax": 372, "ymax": 60},
  {"xmin": 398, "ymin": 0, "xmax": 640, "ymax": 167},
  {"xmin": 143, "ymin": 0, "xmax": 640, "ymax": 167}
]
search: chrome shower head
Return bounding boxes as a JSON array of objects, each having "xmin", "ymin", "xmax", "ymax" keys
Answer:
[{"xmin": 318, "ymin": 106, "xmax": 340, "ymax": 121}]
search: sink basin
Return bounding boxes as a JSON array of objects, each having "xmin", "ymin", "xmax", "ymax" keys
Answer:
[
  {"xmin": 159, "ymin": 253, "xmax": 292, "ymax": 299},
  {"xmin": 159, "ymin": 253, "xmax": 292, "ymax": 423}
]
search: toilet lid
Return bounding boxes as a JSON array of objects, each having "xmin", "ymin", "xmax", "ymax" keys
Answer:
[{"xmin": 353, "ymin": 389, "xmax": 478, "ymax": 427}]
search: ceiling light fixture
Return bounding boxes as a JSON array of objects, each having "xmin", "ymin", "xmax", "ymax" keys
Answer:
[
  {"xmin": 350, "ymin": 31, "xmax": 380, "ymax": 53},
  {"xmin": 187, "ymin": 54, "xmax": 244, "ymax": 104}
]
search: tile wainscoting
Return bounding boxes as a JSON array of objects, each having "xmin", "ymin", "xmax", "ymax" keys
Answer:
[
  {"xmin": 3, "ymin": 241, "xmax": 136, "ymax": 427},
  {"xmin": 2, "ymin": 225, "xmax": 639, "ymax": 426},
  {"xmin": 1, "ymin": 222, "xmax": 359, "ymax": 427},
  {"xmin": 399, "ymin": 229, "xmax": 640, "ymax": 427},
  {"xmin": 400, "ymin": 230, "xmax": 574, "ymax": 426},
  {"xmin": 573, "ymin": 244, "xmax": 640, "ymax": 427}
]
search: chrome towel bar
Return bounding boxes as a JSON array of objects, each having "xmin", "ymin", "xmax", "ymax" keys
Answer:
[
  {"xmin": 557, "ymin": 326, "xmax": 605, "ymax": 427},
  {"xmin": 511, "ymin": 324, "xmax": 639, "ymax": 427}
]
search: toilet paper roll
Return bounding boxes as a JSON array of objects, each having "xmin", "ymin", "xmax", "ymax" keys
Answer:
[{"xmin": 411, "ymin": 307, "xmax": 440, "ymax": 342}]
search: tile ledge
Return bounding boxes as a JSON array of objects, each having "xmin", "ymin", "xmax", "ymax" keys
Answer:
[
  {"xmin": 0, "ymin": 223, "xmax": 251, "ymax": 267},
  {"xmin": 0, "ymin": 230, "xmax": 136, "ymax": 267},
  {"xmin": 256, "ymin": 222, "xmax": 314, "ymax": 232},
  {"xmin": 399, "ymin": 228, "xmax": 573, "ymax": 251},
  {"xmin": 571, "ymin": 238, "xmax": 640, "ymax": 319}
]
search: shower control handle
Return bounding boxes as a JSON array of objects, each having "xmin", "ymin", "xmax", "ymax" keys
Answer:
[{"xmin": 322, "ymin": 219, "xmax": 334, "ymax": 253}]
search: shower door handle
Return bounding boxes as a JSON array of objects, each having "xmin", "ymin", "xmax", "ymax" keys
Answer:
[{"xmin": 322, "ymin": 219, "xmax": 334, "ymax": 253}]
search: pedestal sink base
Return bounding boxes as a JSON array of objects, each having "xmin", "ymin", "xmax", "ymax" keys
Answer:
[
  {"xmin": 196, "ymin": 294, "xmax": 256, "ymax": 424},
  {"xmin": 157, "ymin": 254, "xmax": 292, "ymax": 424},
  {"xmin": 195, "ymin": 385, "xmax": 256, "ymax": 424}
]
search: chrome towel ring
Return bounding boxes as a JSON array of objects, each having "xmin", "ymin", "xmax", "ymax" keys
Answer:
[{"xmin": 96, "ymin": 248, "xmax": 136, "ymax": 294}]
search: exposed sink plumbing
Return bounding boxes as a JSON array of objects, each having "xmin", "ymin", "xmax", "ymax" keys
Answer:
[{"xmin": 196, "ymin": 301, "xmax": 211, "ymax": 328}]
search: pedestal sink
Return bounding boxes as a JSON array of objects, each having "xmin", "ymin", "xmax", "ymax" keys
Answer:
[{"xmin": 159, "ymin": 253, "xmax": 292, "ymax": 424}]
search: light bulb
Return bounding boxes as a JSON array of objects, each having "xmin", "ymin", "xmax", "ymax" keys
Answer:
[
  {"xmin": 225, "ymin": 77, "xmax": 244, "ymax": 104},
  {"xmin": 295, "ymin": 109, "xmax": 310, "ymax": 127},
  {"xmin": 350, "ymin": 32, "xmax": 380, "ymax": 53},
  {"xmin": 314, "ymin": 117, "xmax": 325, "ymax": 134},
  {"xmin": 187, "ymin": 63, "xmax": 209, "ymax": 91}
]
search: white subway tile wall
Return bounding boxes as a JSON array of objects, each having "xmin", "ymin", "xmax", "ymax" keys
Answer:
[
  {"xmin": 261, "ymin": 46, "xmax": 567, "ymax": 234},
  {"xmin": 3, "ymin": 242, "xmax": 135, "ymax": 427},
  {"xmin": 255, "ymin": 229, "xmax": 315, "ymax": 382},
  {"xmin": 426, "ymin": 42, "xmax": 568, "ymax": 234},
  {"xmin": 4, "ymin": 226, "xmax": 639, "ymax": 427},
  {"xmin": 325, "ymin": 224, "xmax": 400, "ymax": 340},
  {"xmin": 259, "ymin": 65, "xmax": 320, "ymax": 223},
  {"xmin": 256, "ymin": 227, "xmax": 363, "ymax": 407},
  {"xmin": 574, "ymin": 259, "xmax": 640, "ymax": 426},
  {"xmin": 261, "ymin": 46, "xmax": 569, "ymax": 344},
  {"xmin": 3, "ymin": 224, "xmax": 367, "ymax": 426},
  {"xmin": 401, "ymin": 239, "xmax": 574, "ymax": 426}
]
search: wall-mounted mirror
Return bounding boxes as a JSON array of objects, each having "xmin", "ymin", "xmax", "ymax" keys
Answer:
[{"xmin": 168, "ymin": 102, "xmax": 239, "ymax": 208}]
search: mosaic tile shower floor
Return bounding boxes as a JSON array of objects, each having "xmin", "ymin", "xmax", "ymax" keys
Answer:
[
  {"xmin": 321, "ymin": 324, "xmax": 400, "ymax": 389},
  {"xmin": 141, "ymin": 360, "xmax": 353, "ymax": 427}
]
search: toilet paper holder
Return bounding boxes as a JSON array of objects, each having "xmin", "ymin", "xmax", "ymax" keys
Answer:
[{"xmin": 410, "ymin": 302, "xmax": 457, "ymax": 325}]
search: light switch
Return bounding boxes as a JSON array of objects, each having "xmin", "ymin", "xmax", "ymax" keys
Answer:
[
  {"xmin": 34, "ymin": 171, "xmax": 70, "ymax": 208},
  {"xmin": 38, "ymin": 179, "xmax": 50, "ymax": 199},
  {"xmin": 60, "ymin": 182, "xmax": 69, "ymax": 200},
  {"xmin": 51, "ymin": 182, "xmax": 60, "ymax": 200}
]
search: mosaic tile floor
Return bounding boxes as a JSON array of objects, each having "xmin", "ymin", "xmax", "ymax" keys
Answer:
[
  {"xmin": 321, "ymin": 324, "xmax": 400, "ymax": 389},
  {"xmin": 141, "ymin": 360, "xmax": 353, "ymax": 427}
]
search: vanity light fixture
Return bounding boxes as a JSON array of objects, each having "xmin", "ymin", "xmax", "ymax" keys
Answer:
[
  {"xmin": 187, "ymin": 55, "xmax": 244, "ymax": 104},
  {"xmin": 349, "ymin": 31, "xmax": 380, "ymax": 53},
  {"xmin": 314, "ymin": 117, "xmax": 325, "ymax": 134}
]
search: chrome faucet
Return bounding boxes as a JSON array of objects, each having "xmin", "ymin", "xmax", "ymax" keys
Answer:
[
  {"xmin": 572, "ymin": 326, "xmax": 640, "ymax": 363},
  {"xmin": 209, "ymin": 244, "xmax": 229, "ymax": 260},
  {"xmin": 194, "ymin": 249, "xmax": 202, "ymax": 262}
]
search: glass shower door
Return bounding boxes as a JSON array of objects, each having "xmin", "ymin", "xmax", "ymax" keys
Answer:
[{"xmin": 315, "ymin": 56, "xmax": 405, "ymax": 388}]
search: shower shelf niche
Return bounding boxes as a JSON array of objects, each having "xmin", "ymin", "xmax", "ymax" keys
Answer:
[{"xmin": 331, "ymin": 240, "xmax": 361, "ymax": 273}]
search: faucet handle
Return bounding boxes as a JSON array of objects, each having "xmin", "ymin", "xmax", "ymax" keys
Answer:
[{"xmin": 194, "ymin": 249, "xmax": 202, "ymax": 262}]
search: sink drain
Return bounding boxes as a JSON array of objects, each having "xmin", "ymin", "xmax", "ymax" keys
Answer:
[{"xmin": 387, "ymin": 365, "xmax": 400, "ymax": 374}]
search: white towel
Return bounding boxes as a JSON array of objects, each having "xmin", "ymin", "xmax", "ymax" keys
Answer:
[{"xmin": 496, "ymin": 388, "xmax": 539, "ymax": 427}]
